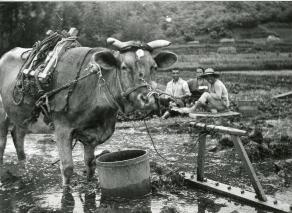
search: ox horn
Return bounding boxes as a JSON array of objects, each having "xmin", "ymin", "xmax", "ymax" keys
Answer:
[
  {"xmin": 107, "ymin": 37, "xmax": 124, "ymax": 49},
  {"xmin": 107, "ymin": 37, "xmax": 136, "ymax": 50},
  {"xmin": 147, "ymin": 40, "xmax": 171, "ymax": 49}
]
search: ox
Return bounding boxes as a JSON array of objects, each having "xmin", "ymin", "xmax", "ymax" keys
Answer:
[{"xmin": 0, "ymin": 38, "xmax": 177, "ymax": 186}]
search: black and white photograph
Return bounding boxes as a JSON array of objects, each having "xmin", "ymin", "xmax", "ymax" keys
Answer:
[{"xmin": 0, "ymin": 1, "xmax": 292, "ymax": 212}]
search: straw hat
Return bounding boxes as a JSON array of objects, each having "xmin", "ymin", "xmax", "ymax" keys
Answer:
[{"xmin": 200, "ymin": 68, "xmax": 219, "ymax": 78}]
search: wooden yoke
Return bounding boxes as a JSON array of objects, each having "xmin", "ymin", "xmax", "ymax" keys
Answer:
[
  {"xmin": 185, "ymin": 122, "xmax": 292, "ymax": 212},
  {"xmin": 190, "ymin": 122, "xmax": 267, "ymax": 201}
]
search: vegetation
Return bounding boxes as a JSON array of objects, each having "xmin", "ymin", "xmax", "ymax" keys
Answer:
[
  {"xmin": 1, "ymin": 2, "xmax": 292, "ymax": 56},
  {"xmin": 169, "ymin": 52, "xmax": 292, "ymax": 71}
]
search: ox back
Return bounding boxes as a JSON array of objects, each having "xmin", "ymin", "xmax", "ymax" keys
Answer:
[{"xmin": 50, "ymin": 47, "xmax": 102, "ymax": 112}]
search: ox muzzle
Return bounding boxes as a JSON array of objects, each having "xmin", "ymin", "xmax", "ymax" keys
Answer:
[{"xmin": 122, "ymin": 82, "xmax": 159, "ymax": 111}]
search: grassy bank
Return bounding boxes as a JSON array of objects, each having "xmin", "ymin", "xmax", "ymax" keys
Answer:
[{"xmin": 165, "ymin": 52, "xmax": 292, "ymax": 71}]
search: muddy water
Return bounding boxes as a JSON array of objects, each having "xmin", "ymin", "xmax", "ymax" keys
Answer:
[{"xmin": 0, "ymin": 122, "xmax": 291, "ymax": 213}]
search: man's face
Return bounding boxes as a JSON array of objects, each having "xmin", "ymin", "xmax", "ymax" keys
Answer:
[
  {"xmin": 172, "ymin": 70, "xmax": 180, "ymax": 81},
  {"xmin": 196, "ymin": 68, "xmax": 204, "ymax": 76},
  {"xmin": 205, "ymin": 75, "xmax": 215, "ymax": 84}
]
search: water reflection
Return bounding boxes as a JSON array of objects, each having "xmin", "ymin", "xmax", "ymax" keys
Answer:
[
  {"xmin": 0, "ymin": 134, "xmax": 290, "ymax": 213},
  {"xmin": 197, "ymin": 197, "xmax": 226, "ymax": 213},
  {"xmin": 83, "ymin": 192, "xmax": 97, "ymax": 212},
  {"xmin": 30, "ymin": 189, "xmax": 152, "ymax": 213},
  {"xmin": 61, "ymin": 189, "xmax": 75, "ymax": 213},
  {"xmin": 97, "ymin": 195, "xmax": 152, "ymax": 213}
]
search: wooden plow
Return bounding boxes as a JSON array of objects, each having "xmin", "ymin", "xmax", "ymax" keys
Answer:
[{"xmin": 185, "ymin": 122, "xmax": 292, "ymax": 213}]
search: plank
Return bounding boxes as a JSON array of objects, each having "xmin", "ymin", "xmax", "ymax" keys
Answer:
[
  {"xmin": 273, "ymin": 91, "xmax": 292, "ymax": 99},
  {"xmin": 190, "ymin": 122, "xmax": 247, "ymax": 136},
  {"xmin": 184, "ymin": 174, "xmax": 292, "ymax": 213},
  {"xmin": 231, "ymin": 135, "xmax": 267, "ymax": 201},
  {"xmin": 189, "ymin": 111, "xmax": 240, "ymax": 118},
  {"xmin": 197, "ymin": 133, "xmax": 207, "ymax": 181}
]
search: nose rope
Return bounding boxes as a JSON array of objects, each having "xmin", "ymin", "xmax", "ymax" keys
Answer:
[
  {"xmin": 93, "ymin": 63, "xmax": 125, "ymax": 112},
  {"xmin": 121, "ymin": 84, "xmax": 149, "ymax": 97}
]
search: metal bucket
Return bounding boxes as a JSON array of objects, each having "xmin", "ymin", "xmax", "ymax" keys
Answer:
[{"xmin": 96, "ymin": 149, "xmax": 151, "ymax": 199}]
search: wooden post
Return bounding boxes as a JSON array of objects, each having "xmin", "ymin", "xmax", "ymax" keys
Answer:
[
  {"xmin": 197, "ymin": 133, "xmax": 207, "ymax": 181},
  {"xmin": 231, "ymin": 135, "xmax": 267, "ymax": 202}
]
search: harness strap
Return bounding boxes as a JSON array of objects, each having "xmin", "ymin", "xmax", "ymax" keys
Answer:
[
  {"xmin": 90, "ymin": 59, "xmax": 125, "ymax": 113},
  {"xmin": 121, "ymin": 84, "xmax": 149, "ymax": 97},
  {"xmin": 64, "ymin": 48, "xmax": 95, "ymax": 112},
  {"xmin": 103, "ymin": 83, "xmax": 124, "ymax": 112}
]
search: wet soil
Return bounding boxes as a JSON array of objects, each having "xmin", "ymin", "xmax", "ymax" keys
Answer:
[
  {"xmin": 0, "ymin": 116, "xmax": 292, "ymax": 213},
  {"xmin": 1, "ymin": 70, "xmax": 292, "ymax": 213}
]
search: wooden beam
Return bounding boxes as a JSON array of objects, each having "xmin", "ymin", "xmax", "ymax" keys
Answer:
[
  {"xmin": 231, "ymin": 135, "xmax": 267, "ymax": 202},
  {"xmin": 273, "ymin": 91, "xmax": 292, "ymax": 99},
  {"xmin": 190, "ymin": 122, "xmax": 247, "ymax": 136},
  {"xmin": 197, "ymin": 133, "xmax": 207, "ymax": 181},
  {"xmin": 184, "ymin": 174, "xmax": 292, "ymax": 213},
  {"xmin": 189, "ymin": 111, "xmax": 240, "ymax": 119}
]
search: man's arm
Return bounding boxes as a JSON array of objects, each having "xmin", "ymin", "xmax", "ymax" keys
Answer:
[
  {"xmin": 178, "ymin": 81, "xmax": 191, "ymax": 99},
  {"xmin": 163, "ymin": 82, "xmax": 174, "ymax": 99},
  {"xmin": 210, "ymin": 82, "xmax": 223, "ymax": 100}
]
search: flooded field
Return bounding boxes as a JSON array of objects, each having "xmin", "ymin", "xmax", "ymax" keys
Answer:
[
  {"xmin": 0, "ymin": 70, "xmax": 292, "ymax": 213},
  {"xmin": 1, "ymin": 117, "xmax": 291, "ymax": 213}
]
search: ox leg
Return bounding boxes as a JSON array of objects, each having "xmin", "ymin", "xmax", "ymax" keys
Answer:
[
  {"xmin": 11, "ymin": 126, "xmax": 26, "ymax": 162},
  {"xmin": 0, "ymin": 114, "xmax": 9, "ymax": 180},
  {"xmin": 11, "ymin": 126, "xmax": 27, "ymax": 177},
  {"xmin": 0, "ymin": 115, "xmax": 9, "ymax": 165},
  {"xmin": 55, "ymin": 125, "xmax": 74, "ymax": 186},
  {"xmin": 83, "ymin": 144, "xmax": 96, "ymax": 181}
]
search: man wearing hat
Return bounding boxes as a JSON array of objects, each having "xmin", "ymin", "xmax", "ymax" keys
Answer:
[
  {"xmin": 187, "ymin": 67, "xmax": 209, "ymax": 103},
  {"xmin": 161, "ymin": 69, "xmax": 191, "ymax": 119},
  {"xmin": 174, "ymin": 68, "xmax": 229, "ymax": 113}
]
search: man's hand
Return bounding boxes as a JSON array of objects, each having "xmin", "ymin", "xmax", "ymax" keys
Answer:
[
  {"xmin": 171, "ymin": 107, "xmax": 191, "ymax": 114},
  {"xmin": 169, "ymin": 101, "xmax": 177, "ymax": 108}
]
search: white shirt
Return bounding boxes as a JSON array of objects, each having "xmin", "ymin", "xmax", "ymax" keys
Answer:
[
  {"xmin": 209, "ymin": 79, "xmax": 229, "ymax": 107},
  {"xmin": 165, "ymin": 78, "xmax": 191, "ymax": 98}
]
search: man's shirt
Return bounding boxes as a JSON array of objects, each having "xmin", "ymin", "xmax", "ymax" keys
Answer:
[
  {"xmin": 187, "ymin": 78, "xmax": 209, "ymax": 92},
  {"xmin": 165, "ymin": 78, "xmax": 191, "ymax": 98},
  {"xmin": 209, "ymin": 79, "xmax": 229, "ymax": 107}
]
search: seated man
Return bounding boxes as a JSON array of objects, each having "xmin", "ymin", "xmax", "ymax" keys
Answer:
[
  {"xmin": 161, "ymin": 69, "xmax": 191, "ymax": 119},
  {"xmin": 186, "ymin": 67, "xmax": 209, "ymax": 105},
  {"xmin": 173, "ymin": 68, "xmax": 229, "ymax": 114}
]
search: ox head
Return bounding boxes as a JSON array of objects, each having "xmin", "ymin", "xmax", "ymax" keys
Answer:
[{"xmin": 91, "ymin": 38, "xmax": 177, "ymax": 113}]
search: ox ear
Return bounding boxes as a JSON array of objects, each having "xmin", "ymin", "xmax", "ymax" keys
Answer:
[
  {"xmin": 92, "ymin": 51, "xmax": 120, "ymax": 70},
  {"xmin": 154, "ymin": 51, "xmax": 178, "ymax": 69}
]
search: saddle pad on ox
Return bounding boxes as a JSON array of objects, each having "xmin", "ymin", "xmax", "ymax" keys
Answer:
[
  {"xmin": 188, "ymin": 111, "xmax": 240, "ymax": 119},
  {"xmin": 50, "ymin": 47, "xmax": 95, "ymax": 112}
]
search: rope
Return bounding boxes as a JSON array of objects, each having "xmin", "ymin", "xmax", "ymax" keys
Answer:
[
  {"xmin": 143, "ymin": 118, "xmax": 213, "ymax": 178},
  {"xmin": 143, "ymin": 119, "xmax": 201, "ymax": 163}
]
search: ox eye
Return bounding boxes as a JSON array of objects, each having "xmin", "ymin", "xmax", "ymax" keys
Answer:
[{"xmin": 151, "ymin": 66, "xmax": 157, "ymax": 73}]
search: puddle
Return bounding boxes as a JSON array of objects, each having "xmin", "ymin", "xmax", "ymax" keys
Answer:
[{"xmin": 0, "ymin": 126, "xmax": 291, "ymax": 212}]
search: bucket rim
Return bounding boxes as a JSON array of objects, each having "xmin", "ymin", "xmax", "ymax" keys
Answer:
[{"xmin": 96, "ymin": 149, "xmax": 148, "ymax": 167}]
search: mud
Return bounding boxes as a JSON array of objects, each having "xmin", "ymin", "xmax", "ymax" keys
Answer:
[
  {"xmin": 1, "ymin": 70, "xmax": 292, "ymax": 212},
  {"xmin": 0, "ymin": 119, "xmax": 291, "ymax": 213}
]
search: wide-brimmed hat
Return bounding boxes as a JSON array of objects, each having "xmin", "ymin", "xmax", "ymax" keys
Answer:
[{"xmin": 200, "ymin": 68, "xmax": 220, "ymax": 78}]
